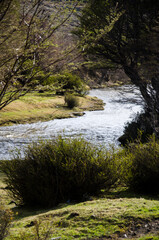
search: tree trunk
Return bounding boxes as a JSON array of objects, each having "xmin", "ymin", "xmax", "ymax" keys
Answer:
[
  {"xmin": 123, "ymin": 65, "xmax": 159, "ymax": 138},
  {"xmin": 151, "ymin": 75, "xmax": 159, "ymax": 137}
]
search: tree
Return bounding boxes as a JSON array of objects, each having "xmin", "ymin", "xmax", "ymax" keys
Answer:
[
  {"xmin": 76, "ymin": 0, "xmax": 159, "ymax": 137},
  {"xmin": 0, "ymin": 0, "xmax": 77, "ymax": 110}
]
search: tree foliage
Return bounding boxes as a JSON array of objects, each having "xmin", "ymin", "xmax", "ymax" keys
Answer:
[
  {"xmin": 0, "ymin": 0, "xmax": 77, "ymax": 110},
  {"xmin": 76, "ymin": 0, "xmax": 159, "ymax": 137}
]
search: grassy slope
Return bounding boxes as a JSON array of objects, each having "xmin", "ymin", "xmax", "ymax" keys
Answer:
[
  {"xmin": 0, "ymin": 172, "xmax": 159, "ymax": 240},
  {"xmin": 11, "ymin": 196, "xmax": 159, "ymax": 240},
  {"xmin": 0, "ymin": 92, "xmax": 104, "ymax": 126}
]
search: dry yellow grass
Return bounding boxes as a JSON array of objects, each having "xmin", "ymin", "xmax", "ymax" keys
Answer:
[{"xmin": 0, "ymin": 93, "xmax": 104, "ymax": 126}]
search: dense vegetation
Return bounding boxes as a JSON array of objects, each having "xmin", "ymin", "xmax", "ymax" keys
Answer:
[
  {"xmin": 1, "ymin": 136, "xmax": 159, "ymax": 209},
  {"xmin": 0, "ymin": 0, "xmax": 80, "ymax": 110},
  {"xmin": 0, "ymin": 0, "xmax": 159, "ymax": 239},
  {"xmin": 125, "ymin": 136, "xmax": 159, "ymax": 194},
  {"xmin": 118, "ymin": 112, "xmax": 153, "ymax": 145},
  {"xmin": 76, "ymin": 0, "xmax": 159, "ymax": 139},
  {"xmin": 42, "ymin": 72, "xmax": 88, "ymax": 95},
  {"xmin": 0, "ymin": 136, "xmax": 159, "ymax": 239},
  {"xmin": 1, "ymin": 137, "xmax": 118, "ymax": 207}
]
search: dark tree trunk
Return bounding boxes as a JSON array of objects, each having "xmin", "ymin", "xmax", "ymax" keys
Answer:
[
  {"xmin": 123, "ymin": 65, "xmax": 159, "ymax": 138},
  {"xmin": 151, "ymin": 75, "xmax": 159, "ymax": 137}
]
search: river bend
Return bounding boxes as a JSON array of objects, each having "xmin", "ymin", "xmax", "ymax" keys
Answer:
[{"xmin": 0, "ymin": 85, "xmax": 143, "ymax": 160}]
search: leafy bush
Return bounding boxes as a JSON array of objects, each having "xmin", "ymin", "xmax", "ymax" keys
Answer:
[
  {"xmin": 43, "ymin": 72, "xmax": 87, "ymax": 95},
  {"xmin": 118, "ymin": 111, "xmax": 153, "ymax": 145},
  {"xmin": 1, "ymin": 137, "xmax": 119, "ymax": 208},
  {"xmin": 122, "ymin": 136, "xmax": 159, "ymax": 195},
  {"xmin": 64, "ymin": 94, "xmax": 79, "ymax": 108},
  {"xmin": 0, "ymin": 200, "xmax": 13, "ymax": 240}
]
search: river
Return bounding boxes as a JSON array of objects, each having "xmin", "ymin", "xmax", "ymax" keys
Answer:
[{"xmin": 0, "ymin": 85, "xmax": 143, "ymax": 160}]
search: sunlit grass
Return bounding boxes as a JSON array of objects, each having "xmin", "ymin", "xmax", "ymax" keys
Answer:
[
  {"xmin": 0, "ymin": 184, "xmax": 158, "ymax": 239},
  {"xmin": 0, "ymin": 92, "xmax": 104, "ymax": 126}
]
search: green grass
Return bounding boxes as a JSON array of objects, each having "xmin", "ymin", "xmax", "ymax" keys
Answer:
[
  {"xmin": 0, "ymin": 185, "xmax": 158, "ymax": 239},
  {"xmin": 139, "ymin": 237, "xmax": 159, "ymax": 240}
]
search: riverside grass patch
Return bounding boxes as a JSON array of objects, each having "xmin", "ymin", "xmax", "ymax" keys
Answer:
[{"xmin": 0, "ymin": 91, "xmax": 104, "ymax": 126}]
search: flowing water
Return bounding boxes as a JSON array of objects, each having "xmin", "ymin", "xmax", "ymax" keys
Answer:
[{"xmin": 0, "ymin": 85, "xmax": 143, "ymax": 160}]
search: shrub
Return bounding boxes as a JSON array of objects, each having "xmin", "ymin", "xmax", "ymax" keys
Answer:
[
  {"xmin": 118, "ymin": 111, "xmax": 153, "ymax": 145},
  {"xmin": 0, "ymin": 200, "xmax": 13, "ymax": 240},
  {"xmin": 64, "ymin": 94, "xmax": 79, "ymax": 108},
  {"xmin": 11, "ymin": 219, "xmax": 53, "ymax": 240},
  {"xmin": 55, "ymin": 72, "xmax": 83, "ymax": 90},
  {"xmin": 43, "ymin": 72, "xmax": 87, "ymax": 95},
  {"xmin": 1, "ymin": 137, "xmax": 119, "ymax": 207},
  {"xmin": 123, "ymin": 136, "xmax": 159, "ymax": 195}
]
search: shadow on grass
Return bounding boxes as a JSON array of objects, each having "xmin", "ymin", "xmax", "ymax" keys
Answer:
[
  {"xmin": 10, "ymin": 202, "xmax": 75, "ymax": 221},
  {"xmin": 100, "ymin": 187, "xmax": 159, "ymax": 201},
  {"xmin": 10, "ymin": 186, "xmax": 159, "ymax": 221}
]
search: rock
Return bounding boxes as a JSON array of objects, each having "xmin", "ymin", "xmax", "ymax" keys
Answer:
[
  {"xmin": 39, "ymin": 89, "xmax": 44, "ymax": 93},
  {"xmin": 123, "ymin": 233, "xmax": 128, "ymax": 238},
  {"xmin": 72, "ymin": 112, "xmax": 85, "ymax": 117},
  {"xmin": 90, "ymin": 214, "xmax": 96, "ymax": 219},
  {"xmin": 50, "ymin": 238, "xmax": 61, "ymax": 240},
  {"xmin": 25, "ymin": 221, "xmax": 35, "ymax": 228},
  {"xmin": 67, "ymin": 212, "xmax": 79, "ymax": 219}
]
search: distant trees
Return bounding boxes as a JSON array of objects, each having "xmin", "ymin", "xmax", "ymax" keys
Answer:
[
  {"xmin": 76, "ymin": 0, "xmax": 159, "ymax": 137},
  {"xmin": 0, "ymin": 0, "xmax": 77, "ymax": 110}
]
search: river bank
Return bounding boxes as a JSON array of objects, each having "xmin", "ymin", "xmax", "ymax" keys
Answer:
[{"xmin": 0, "ymin": 92, "xmax": 104, "ymax": 126}]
